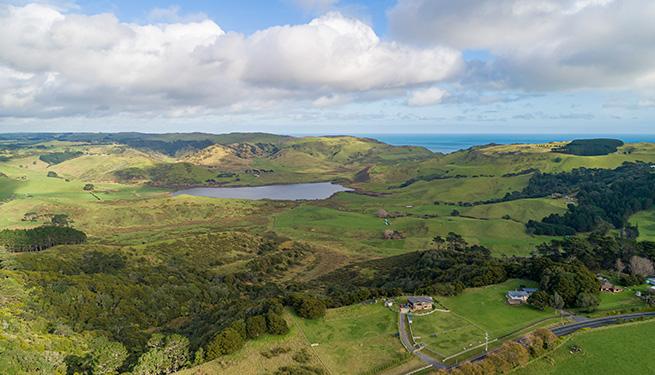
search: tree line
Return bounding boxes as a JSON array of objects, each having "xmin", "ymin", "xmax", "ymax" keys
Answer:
[{"xmin": 0, "ymin": 225, "xmax": 87, "ymax": 252}]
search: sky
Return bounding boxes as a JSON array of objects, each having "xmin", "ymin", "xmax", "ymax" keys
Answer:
[{"xmin": 0, "ymin": 0, "xmax": 654, "ymax": 134}]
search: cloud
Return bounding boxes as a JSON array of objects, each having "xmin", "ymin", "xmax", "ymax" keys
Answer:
[
  {"xmin": 291, "ymin": 0, "xmax": 339, "ymax": 13},
  {"xmin": 388, "ymin": 0, "xmax": 655, "ymax": 91},
  {"xmin": 0, "ymin": 4, "xmax": 461, "ymax": 119},
  {"xmin": 407, "ymin": 87, "xmax": 447, "ymax": 107}
]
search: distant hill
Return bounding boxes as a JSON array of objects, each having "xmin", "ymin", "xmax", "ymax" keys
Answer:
[{"xmin": 553, "ymin": 138, "xmax": 624, "ymax": 156}]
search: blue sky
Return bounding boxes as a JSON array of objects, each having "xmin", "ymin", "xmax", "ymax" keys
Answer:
[{"xmin": 0, "ymin": 0, "xmax": 654, "ymax": 134}]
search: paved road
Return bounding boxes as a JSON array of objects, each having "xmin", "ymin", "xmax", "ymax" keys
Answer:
[
  {"xmin": 550, "ymin": 311, "xmax": 655, "ymax": 336},
  {"xmin": 399, "ymin": 310, "xmax": 655, "ymax": 371}
]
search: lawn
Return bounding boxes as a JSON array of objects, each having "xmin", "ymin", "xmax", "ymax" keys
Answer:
[
  {"xmin": 438, "ymin": 280, "xmax": 558, "ymax": 338},
  {"xmin": 411, "ymin": 280, "xmax": 559, "ymax": 362},
  {"xmin": 410, "ymin": 310, "xmax": 486, "ymax": 359},
  {"xmin": 514, "ymin": 319, "xmax": 655, "ymax": 375},
  {"xmin": 293, "ymin": 303, "xmax": 408, "ymax": 375},
  {"xmin": 594, "ymin": 286, "xmax": 646, "ymax": 313}
]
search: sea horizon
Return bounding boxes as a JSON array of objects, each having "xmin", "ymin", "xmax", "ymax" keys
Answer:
[{"xmin": 290, "ymin": 133, "xmax": 655, "ymax": 153}]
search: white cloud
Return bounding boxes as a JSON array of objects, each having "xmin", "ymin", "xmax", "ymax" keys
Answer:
[
  {"xmin": 0, "ymin": 4, "xmax": 461, "ymax": 119},
  {"xmin": 389, "ymin": 0, "xmax": 655, "ymax": 91},
  {"xmin": 407, "ymin": 87, "xmax": 447, "ymax": 107}
]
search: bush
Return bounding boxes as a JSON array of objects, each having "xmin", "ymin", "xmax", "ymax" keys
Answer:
[
  {"xmin": 246, "ymin": 315, "xmax": 267, "ymax": 339},
  {"xmin": 292, "ymin": 349, "xmax": 311, "ymax": 364},
  {"xmin": 290, "ymin": 294, "xmax": 326, "ymax": 320},
  {"xmin": 266, "ymin": 311, "xmax": 289, "ymax": 335},
  {"xmin": 206, "ymin": 328, "xmax": 244, "ymax": 359}
]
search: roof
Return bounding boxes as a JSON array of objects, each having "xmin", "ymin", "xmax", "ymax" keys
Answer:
[
  {"xmin": 507, "ymin": 291, "xmax": 530, "ymax": 299},
  {"xmin": 600, "ymin": 280, "xmax": 615, "ymax": 288},
  {"xmin": 408, "ymin": 296, "xmax": 433, "ymax": 304},
  {"xmin": 521, "ymin": 288, "xmax": 538, "ymax": 293}
]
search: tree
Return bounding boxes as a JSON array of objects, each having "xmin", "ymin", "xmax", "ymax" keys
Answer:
[
  {"xmin": 527, "ymin": 290, "xmax": 550, "ymax": 311},
  {"xmin": 629, "ymin": 255, "xmax": 654, "ymax": 277},
  {"xmin": 533, "ymin": 328, "xmax": 557, "ymax": 350},
  {"xmin": 292, "ymin": 295, "xmax": 326, "ymax": 319},
  {"xmin": 206, "ymin": 328, "xmax": 244, "ymax": 360},
  {"xmin": 246, "ymin": 315, "xmax": 267, "ymax": 339},
  {"xmin": 575, "ymin": 292, "xmax": 599, "ymax": 311},
  {"xmin": 162, "ymin": 334, "xmax": 189, "ymax": 373},
  {"xmin": 133, "ymin": 333, "xmax": 189, "ymax": 375},
  {"xmin": 83, "ymin": 183, "xmax": 95, "ymax": 191},
  {"xmin": 266, "ymin": 311, "xmax": 289, "ymax": 335},
  {"xmin": 450, "ymin": 209, "xmax": 461, "ymax": 217},
  {"xmin": 551, "ymin": 292, "xmax": 565, "ymax": 310},
  {"xmin": 87, "ymin": 336, "xmax": 128, "ymax": 375}
]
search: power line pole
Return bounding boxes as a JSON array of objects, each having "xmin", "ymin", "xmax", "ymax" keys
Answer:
[{"xmin": 485, "ymin": 331, "xmax": 489, "ymax": 352}]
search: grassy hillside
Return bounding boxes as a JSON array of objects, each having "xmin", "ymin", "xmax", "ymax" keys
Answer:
[{"xmin": 2, "ymin": 134, "xmax": 655, "ymax": 375}]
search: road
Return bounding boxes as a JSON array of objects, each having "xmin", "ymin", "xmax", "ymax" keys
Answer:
[
  {"xmin": 399, "ymin": 310, "xmax": 655, "ymax": 371},
  {"xmin": 550, "ymin": 311, "xmax": 655, "ymax": 336}
]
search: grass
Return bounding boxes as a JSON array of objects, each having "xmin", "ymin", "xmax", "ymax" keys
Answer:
[
  {"xmin": 411, "ymin": 280, "xmax": 559, "ymax": 360},
  {"xmin": 594, "ymin": 286, "xmax": 646, "ymax": 312},
  {"xmin": 176, "ymin": 315, "xmax": 325, "ymax": 375},
  {"xmin": 630, "ymin": 209, "xmax": 655, "ymax": 242},
  {"xmin": 514, "ymin": 319, "xmax": 655, "ymax": 375},
  {"xmin": 293, "ymin": 303, "xmax": 408, "ymax": 375},
  {"xmin": 273, "ymin": 205, "xmax": 554, "ymax": 257}
]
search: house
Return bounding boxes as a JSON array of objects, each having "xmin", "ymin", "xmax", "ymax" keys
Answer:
[
  {"xmin": 506, "ymin": 290, "xmax": 531, "ymax": 305},
  {"xmin": 384, "ymin": 300, "xmax": 394, "ymax": 308},
  {"xmin": 506, "ymin": 287, "xmax": 538, "ymax": 305},
  {"xmin": 600, "ymin": 280, "xmax": 623, "ymax": 293},
  {"xmin": 646, "ymin": 278, "xmax": 655, "ymax": 286},
  {"xmin": 407, "ymin": 296, "xmax": 433, "ymax": 311}
]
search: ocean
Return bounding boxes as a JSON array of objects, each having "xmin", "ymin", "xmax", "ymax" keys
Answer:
[{"xmin": 357, "ymin": 134, "xmax": 655, "ymax": 154}]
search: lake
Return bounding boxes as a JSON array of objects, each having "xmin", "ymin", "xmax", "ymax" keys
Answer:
[{"xmin": 172, "ymin": 182, "xmax": 352, "ymax": 200}]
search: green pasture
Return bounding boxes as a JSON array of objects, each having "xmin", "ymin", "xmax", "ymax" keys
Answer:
[
  {"xmin": 630, "ymin": 209, "xmax": 655, "ymax": 242},
  {"xmin": 411, "ymin": 280, "xmax": 558, "ymax": 360},
  {"xmin": 515, "ymin": 319, "xmax": 655, "ymax": 375},
  {"xmin": 293, "ymin": 303, "xmax": 407, "ymax": 375},
  {"xmin": 273, "ymin": 204, "xmax": 554, "ymax": 256}
]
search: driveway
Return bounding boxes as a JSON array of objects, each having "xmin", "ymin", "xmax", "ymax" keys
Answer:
[{"xmin": 398, "ymin": 311, "xmax": 447, "ymax": 369}]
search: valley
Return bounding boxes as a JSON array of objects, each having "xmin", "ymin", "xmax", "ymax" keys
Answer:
[{"xmin": 1, "ymin": 133, "xmax": 655, "ymax": 375}]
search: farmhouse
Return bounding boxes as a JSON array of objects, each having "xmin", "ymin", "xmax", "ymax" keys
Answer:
[
  {"xmin": 600, "ymin": 280, "xmax": 623, "ymax": 293},
  {"xmin": 646, "ymin": 278, "xmax": 655, "ymax": 286},
  {"xmin": 407, "ymin": 296, "xmax": 433, "ymax": 311},
  {"xmin": 506, "ymin": 287, "xmax": 538, "ymax": 305}
]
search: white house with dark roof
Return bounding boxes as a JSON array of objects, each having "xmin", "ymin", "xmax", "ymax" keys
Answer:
[{"xmin": 506, "ymin": 287, "xmax": 538, "ymax": 305}]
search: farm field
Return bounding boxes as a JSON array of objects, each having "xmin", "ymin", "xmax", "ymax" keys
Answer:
[
  {"xmin": 411, "ymin": 280, "xmax": 559, "ymax": 360},
  {"xmin": 272, "ymin": 204, "xmax": 556, "ymax": 257},
  {"xmin": 630, "ymin": 209, "xmax": 655, "ymax": 242},
  {"xmin": 514, "ymin": 320, "xmax": 655, "ymax": 375},
  {"xmin": 293, "ymin": 303, "xmax": 408, "ymax": 375}
]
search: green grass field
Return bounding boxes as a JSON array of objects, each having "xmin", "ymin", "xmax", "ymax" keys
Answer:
[
  {"xmin": 293, "ymin": 303, "xmax": 408, "ymax": 375},
  {"xmin": 273, "ymin": 204, "xmax": 554, "ymax": 257},
  {"xmin": 515, "ymin": 319, "xmax": 655, "ymax": 375},
  {"xmin": 176, "ymin": 317, "xmax": 325, "ymax": 375},
  {"xmin": 411, "ymin": 280, "xmax": 559, "ymax": 360},
  {"xmin": 630, "ymin": 209, "xmax": 655, "ymax": 242}
]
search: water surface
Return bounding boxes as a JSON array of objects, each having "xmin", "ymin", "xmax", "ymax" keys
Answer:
[{"xmin": 173, "ymin": 182, "xmax": 352, "ymax": 200}]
